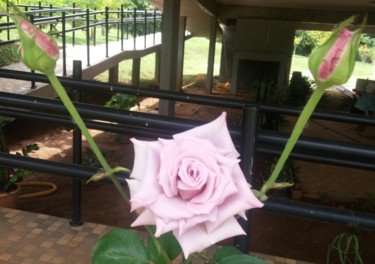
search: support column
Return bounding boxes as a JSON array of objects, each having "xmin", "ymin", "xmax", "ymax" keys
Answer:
[
  {"xmin": 176, "ymin": 16, "xmax": 186, "ymax": 91},
  {"xmin": 108, "ymin": 64, "xmax": 119, "ymax": 83},
  {"xmin": 132, "ymin": 58, "xmax": 141, "ymax": 87},
  {"xmin": 159, "ymin": 0, "xmax": 180, "ymax": 116},
  {"xmin": 205, "ymin": 17, "xmax": 217, "ymax": 93}
]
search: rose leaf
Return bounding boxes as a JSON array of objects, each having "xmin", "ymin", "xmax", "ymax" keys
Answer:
[
  {"xmin": 92, "ymin": 229, "xmax": 149, "ymax": 264},
  {"xmin": 218, "ymin": 254, "xmax": 267, "ymax": 264}
]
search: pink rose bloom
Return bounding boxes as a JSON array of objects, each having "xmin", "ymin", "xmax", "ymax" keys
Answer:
[{"xmin": 127, "ymin": 112, "xmax": 263, "ymax": 258}]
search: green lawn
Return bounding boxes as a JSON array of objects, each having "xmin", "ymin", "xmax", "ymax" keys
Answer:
[{"xmin": 104, "ymin": 38, "xmax": 373, "ymax": 88}]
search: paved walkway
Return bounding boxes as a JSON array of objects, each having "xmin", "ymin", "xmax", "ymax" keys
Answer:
[
  {"xmin": 0, "ymin": 207, "xmax": 313, "ymax": 264},
  {"xmin": 0, "ymin": 33, "xmax": 161, "ymax": 97}
]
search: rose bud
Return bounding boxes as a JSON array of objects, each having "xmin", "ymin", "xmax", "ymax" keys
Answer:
[
  {"xmin": 14, "ymin": 19, "xmax": 59, "ymax": 74},
  {"xmin": 308, "ymin": 16, "xmax": 365, "ymax": 88}
]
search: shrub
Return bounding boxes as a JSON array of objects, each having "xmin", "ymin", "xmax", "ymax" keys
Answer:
[
  {"xmin": 0, "ymin": 43, "xmax": 18, "ymax": 67},
  {"xmin": 358, "ymin": 45, "xmax": 373, "ymax": 63}
]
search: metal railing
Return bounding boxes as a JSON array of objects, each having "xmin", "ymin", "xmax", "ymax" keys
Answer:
[
  {"xmin": 0, "ymin": 66, "xmax": 374, "ymax": 253},
  {"xmin": 0, "ymin": 3, "xmax": 162, "ymax": 76}
]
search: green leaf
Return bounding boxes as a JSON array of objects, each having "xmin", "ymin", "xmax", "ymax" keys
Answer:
[
  {"xmin": 219, "ymin": 254, "xmax": 267, "ymax": 264},
  {"xmin": 92, "ymin": 229, "xmax": 150, "ymax": 264},
  {"xmin": 211, "ymin": 246, "xmax": 242, "ymax": 263}
]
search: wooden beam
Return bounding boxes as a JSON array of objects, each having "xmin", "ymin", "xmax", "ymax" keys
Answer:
[
  {"xmin": 218, "ymin": 6, "xmax": 375, "ymax": 27},
  {"xmin": 193, "ymin": 0, "xmax": 217, "ymax": 16},
  {"xmin": 205, "ymin": 16, "xmax": 217, "ymax": 94}
]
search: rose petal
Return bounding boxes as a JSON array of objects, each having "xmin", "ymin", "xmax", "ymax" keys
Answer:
[
  {"xmin": 127, "ymin": 139, "xmax": 163, "ymax": 210},
  {"xmin": 173, "ymin": 112, "xmax": 239, "ymax": 158},
  {"xmin": 174, "ymin": 216, "xmax": 246, "ymax": 258},
  {"xmin": 131, "ymin": 208, "xmax": 156, "ymax": 227}
]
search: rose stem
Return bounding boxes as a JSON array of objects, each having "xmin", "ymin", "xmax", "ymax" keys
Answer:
[
  {"xmin": 47, "ymin": 72, "xmax": 172, "ymax": 262},
  {"xmin": 260, "ymin": 85, "xmax": 327, "ymax": 196},
  {"xmin": 46, "ymin": 72, "xmax": 130, "ymax": 201}
]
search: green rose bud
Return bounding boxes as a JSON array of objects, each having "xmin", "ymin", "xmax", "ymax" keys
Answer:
[
  {"xmin": 308, "ymin": 16, "xmax": 365, "ymax": 88},
  {"xmin": 14, "ymin": 19, "xmax": 59, "ymax": 74}
]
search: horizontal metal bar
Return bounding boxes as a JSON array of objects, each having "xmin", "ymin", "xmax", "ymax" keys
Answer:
[
  {"xmin": 264, "ymin": 198, "xmax": 375, "ymax": 230},
  {"xmin": 260, "ymin": 104, "xmax": 375, "ymax": 126},
  {"xmin": 0, "ymin": 69, "xmax": 248, "ymax": 109},
  {"xmin": 258, "ymin": 129, "xmax": 375, "ymax": 161},
  {"xmin": 0, "ymin": 152, "xmax": 128, "ymax": 184}
]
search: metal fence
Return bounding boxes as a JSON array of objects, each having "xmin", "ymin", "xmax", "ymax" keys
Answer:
[
  {"xmin": 0, "ymin": 3, "xmax": 162, "ymax": 76},
  {"xmin": 0, "ymin": 64, "xmax": 374, "ymax": 253}
]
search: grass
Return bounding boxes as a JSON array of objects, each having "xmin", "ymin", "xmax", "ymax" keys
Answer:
[
  {"xmin": 96, "ymin": 37, "xmax": 223, "ymax": 85},
  {"xmin": 102, "ymin": 38, "xmax": 373, "ymax": 89}
]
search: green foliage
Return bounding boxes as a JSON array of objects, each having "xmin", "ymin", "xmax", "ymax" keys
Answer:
[
  {"xmin": 358, "ymin": 45, "xmax": 373, "ymax": 63},
  {"xmin": 294, "ymin": 30, "xmax": 375, "ymax": 64},
  {"xmin": 209, "ymin": 246, "xmax": 266, "ymax": 264},
  {"xmin": 92, "ymin": 229, "xmax": 149, "ymax": 264},
  {"xmin": 147, "ymin": 227, "xmax": 182, "ymax": 263},
  {"xmin": 0, "ymin": 44, "xmax": 18, "ymax": 67},
  {"xmin": 93, "ymin": 229, "xmax": 267, "ymax": 264},
  {"xmin": 294, "ymin": 30, "xmax": 330, "ymax": 56},
  {"xmin": 326, "ymin": 233, "xmax": 363, "ymax": 264},
  {"xmin": 105, "ymin": 93, "xmax": 138, "ymax": 110},
  {"xmin": 92, "ymin": 228, "xmax": 182, "ymax": 264}
]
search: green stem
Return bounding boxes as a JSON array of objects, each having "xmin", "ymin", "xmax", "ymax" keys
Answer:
[
  {"xmin": 47, "ymin": 73, "xmax": 171, "ymax": 263},
  {"xmin": 46, "ymin": 72, "xmax": 130, "ymax": 202},
  {"xmin": 260, "ymin": 85, "xmax": 327, "ymax": 196}
]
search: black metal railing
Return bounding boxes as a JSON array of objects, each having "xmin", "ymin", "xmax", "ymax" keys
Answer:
[
  {"xmin": 0, "ymin": 3, "xmax": 162, "ymax": 76},
  {"xmin": 0, "ymin": 66, "xmax": 374, "ymax": 253}
]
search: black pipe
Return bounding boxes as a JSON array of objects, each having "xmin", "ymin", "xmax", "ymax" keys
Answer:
[
  {"xmin": 0, "ymin": 69, "xmax": 249, "ymax": 109},
  {"xmin": 121, "ymin": 5, "xmax": 124, "ymax": 51},
  {"xmin": 62, "ymin": 11, "xmax": 67, "ymax": 76},
  {"xmin": 86, "ymin": 9, "xmax": 90, "ymax": 66},
  {"xmin": 0, "ymin": 152, "xmax": 128, "ymax": 183},
  {"xmin": 105, "ymin": 6, "xmax": 109, "ymax": 58},
  {"xmin": 133, "ymin": 9, "xmax": 137, "ymax": 49},
  {"xmin": 71, "ymin": 60, "xmax": 83, "ymax": 226},
  {"xmin": 264, "ymin": 198, "xmax": 375, "ymax": 230},
  {"xmin": 234, "ymin": 106, "xmax": 259, "ymax": 253}
]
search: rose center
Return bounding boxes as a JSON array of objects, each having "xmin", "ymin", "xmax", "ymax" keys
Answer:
[{"xmin": 177, "ymin": 158, "xmax": 207, "ymax": 200}]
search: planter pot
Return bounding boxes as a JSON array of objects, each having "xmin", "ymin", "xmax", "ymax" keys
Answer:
[{"xmin": 0, "ymin": 184, "xmax": 20, "ymax": 209}]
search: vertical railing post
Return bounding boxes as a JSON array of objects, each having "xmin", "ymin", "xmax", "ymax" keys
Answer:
[
  {"xmin": 121, "ymin": 5, "xmax": 124, "ymax": 51},
  {"xmin": 29, "ymin": 15, "xmax": 36, "ymax": 89},
  {"xmin": 86, "ymin": 9, "xmax": 91, "ymax": 66},
  {"xmin": 93, "ymin": 8, "xmax": 97, "ymax": 46},
  {"xmin": 133, "ymin": 9, "xmax": 137, "ymax": 49},
  {"xmin": 153, "ymin": 9, "xmax": 156, "ymax": 45},
  {"xmin": 144, "ymin": 10, "xmax": 147, "ymax": 48},
  {"xmin": 62, "ymin": 11, "xmax": 67, "ymax": 76},
  {"xmin": 70, "ymin": 60, "xmax": 83, "ymax": 227},
  {"xmin": 233, "ymin": 106, "xmax": 259, "ymax": 253},
  {"xmin": 126, "ymin": 9, "xmax": 129, "ymax": 39},
  {"xmin": 38, "ymin": 1, "xmax": 42, "ymax": 25},
  {"xmin": 72, "ymin": 3, "xmax": 76, "ymax": 46},
  {"xmin": 105, "ymin": 7, "xmax": 109, "ymax": 58},
  {"xmin": 49, "ymin": 4, "xmax": 53, "ymax": 32},
  {"xmin": 117, "ymin": 8, "xmax": 120, "ymax": 41},
  {"xmin": 6, "ymin": 3, "xmax": 10, "ymax": 41}
]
